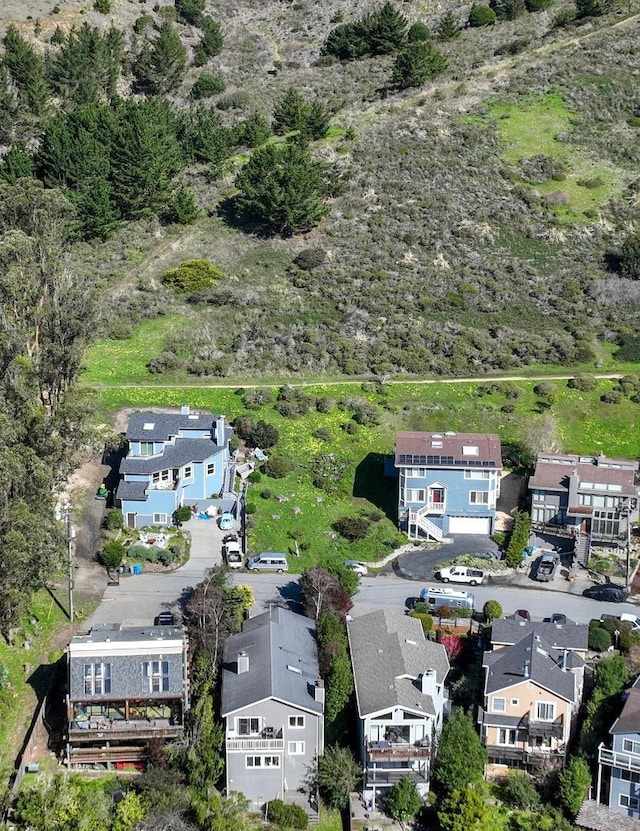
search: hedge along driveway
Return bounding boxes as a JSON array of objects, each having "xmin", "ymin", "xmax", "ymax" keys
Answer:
[{"xmin": 93, "ymin": 377, "xmax": 640, "ymax": 569}]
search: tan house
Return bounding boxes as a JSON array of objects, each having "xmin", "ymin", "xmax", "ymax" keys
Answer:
[{"xmin": 479, "ymin": 622, "xmax": 586, "ymax": 771}]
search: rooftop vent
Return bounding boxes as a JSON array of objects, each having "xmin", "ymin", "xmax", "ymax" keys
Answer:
[
  {"xmin": 287, "ymin": 665, "xmax": 302, "ymax": 674},
  {"xmin": 143, "ymin": 422, "xmax": 155, "ymax": 431},
  {"xmin": 405, "ymin": 639, "xmax": 417, "ymax": 645},
  {"xmin": 463, "ymin": 445, "xmax": 479, "ymax": 456}
]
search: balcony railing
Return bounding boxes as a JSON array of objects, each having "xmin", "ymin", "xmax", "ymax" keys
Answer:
[
  {"xmin": 425, "ymin": 502, "xmax": 446, "ymax": 513},
  {"xmin": 227, "ymin": 738, "xmax": 285, "ymax": 751},
  {"xmin": 366, "ymin": 768, "xmax": 428, "ymax": 785},
  {"xmin": 69, "ymin": 718, "xmax": 183, "ymax": 742},
  {"xmin": 598, "ymin": 746, "xmax": 640, "ymax": 773},
  {"xmin": 367, "ymin": 741, "xmax": 431, "ymax": 761}
]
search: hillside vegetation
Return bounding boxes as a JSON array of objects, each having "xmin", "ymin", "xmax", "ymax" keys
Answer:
[{"xmin": 1, "ymin": 0, "xmax": 639, "ymax": 381}]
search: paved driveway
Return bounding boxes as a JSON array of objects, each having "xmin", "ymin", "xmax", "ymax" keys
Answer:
[
  {"xmin": 383, "ymin": 534, "xmax": 497, "ymax": 581},
  {"xmin": 85, "ymin": 516, "xmax": 233, "ymax": 627}
]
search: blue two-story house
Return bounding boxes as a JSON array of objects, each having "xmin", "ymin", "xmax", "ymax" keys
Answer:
[
  {"xmin": 116, "ymin": 406, "xmax": 234, "ymax": 528},
  {"xmin": 394, "ymin": 431, "xmax": 502, "ymax": 541},
  {"xmin": 597, "ymin": 676, "xmax": 640, "ymax": 819}
]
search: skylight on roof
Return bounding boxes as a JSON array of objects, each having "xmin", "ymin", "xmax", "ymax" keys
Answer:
[
  {"xmin": 287, "ymin": 664, "xmax": 302, "ymax": 674},
  {"xmin": 143, "ymin": 422, "xmax": 155, "ymax": 430},
  {"xmin": 432, "ymin": 441, "xmax": 443, "ymax": 448},
  {"xmin": 463, "ymin": 446, "xmax": 479, "ymax": 456}
]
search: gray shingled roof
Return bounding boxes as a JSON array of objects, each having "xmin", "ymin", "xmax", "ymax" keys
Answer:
[
  {"xmin": 126, "ymin": 411, "xmax": 219, "ymax": 441},
  {"xmin": 347, "ymin": 610, "xmax": 449, "ymax": 718},
  {"xmin": 610, "ymin": 676, "xmax": 640, "ymax": 734},
  {"xmin": 120, "ymin": 438, "xmax": 225, "ymax": 475},
  {"xmin": 483, "ymin": 632, "xmax": 577, "ymax": 703},
  {"xmin": 576, "ymin": 800, "xmax": 640, "ymax": 831},
  {"xmin": 221, "ymin": 607, "xmax": 323, "ymax": 717},
  {"xmin": 115, "ymin": 481, "xmax": 147, "ymax": 501},
  {"xmin": 491, "ymin": 619, "xmax": 588, "ymax": 652}
]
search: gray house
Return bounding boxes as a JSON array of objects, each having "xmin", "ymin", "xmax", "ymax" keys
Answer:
[
  {"xmin": 347, "ymin": 610, "xmax": 449, "ymax": 804},
  {"xmin": 65, "ymin": 624, "xmax": 189, "ymax": 769},
  {"xmin": 597, "ymin": 676, "xmax": 640, "ymax": 819},
  {"xmin": 221, "ymin": 608, "xmax": 325, "ymax": 817},
  {"xmin": 529, "ymin": 453, "xmax": 639, "ymax": 564}
]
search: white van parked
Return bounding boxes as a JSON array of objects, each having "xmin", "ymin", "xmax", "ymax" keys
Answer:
[
  {"xmin": 246, "ymin": 553, "xmax": 289, "ymax": 573},
  {"xmin": 436, "ymin": 565, "xmax": 485, "ymax": 585}
]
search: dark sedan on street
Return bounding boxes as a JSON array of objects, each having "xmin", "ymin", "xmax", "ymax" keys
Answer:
[{"xmin": 583, "ymin": 584, "xmax": 629, "ymax": 603}]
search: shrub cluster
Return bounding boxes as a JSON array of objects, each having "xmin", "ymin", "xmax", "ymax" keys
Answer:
[{"xmin": 161, "ymin": 260, "xmax": 223, "ymax": 294}]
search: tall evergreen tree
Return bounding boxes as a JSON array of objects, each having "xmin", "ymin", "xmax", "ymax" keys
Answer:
[
  {"xmin": 392, "ymin": 40, "xmax": 448, "ymax": 89},
  {"xmin": 431, "ymin": 710, "xmax": 487, "ymax": 797},
  {"xmin": 437, "ymin": 11, "xmax": 461, "ymax": 39},
  {"xmin": 322, "ymin": 22, "xmax": 369, "ymax": 60},
  {"xmin": 306, "ymin": 100, "xmax": 331, "ymax": 140},
  {"xmin": 2, "ymin": 24, "xmax": 50, "ymax": 112},
  {"xmin": 110, "ymin": 98, "xmax": 182, "ymax": 219},
  {"xmin": 199, "ymin": 16, "xmax": 223, "ymax": 58},
  {"xmin": 272, "ymin": 87, "xmax": 310, "ymax": 135},
  {"xmin": 134, "ymin": 22, "xmax": 187, "ymax": 95},
  {"xmin": 175, "ymin": 0, "xmax": 205, "ymax": 25},
  {"xmin": 178, "ymin": 104, "xmax": 234, "ymax": 165},
  {"xmin": 234, "ymin": 142, "xmax": 331, "ymax": 235},
  {"xmin": 365, "ymin": 2, "xmax": 409, "ymax": 55},
  {"xmin": 0, "ymin": 143, "xmax": 34, "ymax": 184}
]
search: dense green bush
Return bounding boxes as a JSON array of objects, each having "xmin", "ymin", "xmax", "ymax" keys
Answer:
[
  {"xmin": 505, "ymin": 511, "xmax": 531, "ymax": 567},
  {"xmin": 263, "ymin": 456, "xmax": 295, "ymax": 479},
  {"xmin": 588, "ymin": 623, "xmax": 612, "ymax": 652},
  {"xmin": 190, "ymin": 72, "xmax": 225, "ymax": 99},
  {"xmin": 483, "ymin": 599, "xmax": 503, "ymax": 621},
  {"xmin": 621, "ymin": 231, "xmax": 640, "ymax": 279},
  {"xmin": 525, "ymin": 0, "xmax": 554, "ymax": 10},
  {"xmin": 93, "ymin": 0, "xmax": 112, "ymax": 12},
  {"xmin": 334, "ymin": 515, "xmax": 371, "ymax": 541},
  {"xmin": 499, "ymin": 771, "xmax": 541, "ymax": 808},
  {"xmin": 161, "ymin": 260, "xmax": 223, "ymax": 293},
  {"xmin": 408, "ymin": 21, "xmax": 431, "ymax": 41},
  {"xmin": 266, "ymin": 799, "xmax": 308, "ymax": 829},
  {"xmin": 469, "ymin": 4, "xmax": 497, "ymax": 25},
  {"xmin": 410, "ymin": 611, "xmax": 434, "ymax": 631},
  {"xmin": 100, "ymin": 539, "xmax": 125, "ymax": 569},
  {"xmin": 104, "ymin": 509, "xmax": 123, "ymax": 530},
  {"xmin": 568, "ymin": 374, "xmax": 597, "ymax": 391}
]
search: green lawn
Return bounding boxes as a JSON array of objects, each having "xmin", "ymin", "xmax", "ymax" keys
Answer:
[
  {"xmin": 0, "ymin": 590, "xmax": 96, "ymax": 801},
  {"xmin": 93, "ymin": 375, "xmax": 640, "ymax": 570},
  {"xmin": 489, "ymin": 92, "xmax": 625, "ymax": 223}
]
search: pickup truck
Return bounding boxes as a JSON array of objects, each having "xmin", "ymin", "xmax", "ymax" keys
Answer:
[
  {"xmin": 534, "ymin": 551, "xmax": 559, "ymax": 582},
  {"xmin": 222, "ymin": 534, "xmax": 243, "ymax": 569},
  {"xmin": 436, "ymin": 566, "xmax": 485, "ymax": 586}
]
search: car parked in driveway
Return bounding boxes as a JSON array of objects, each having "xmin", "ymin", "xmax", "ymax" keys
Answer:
[
  {"xmin": 222, "ymin": 534, "xmax": 243, "ymax": 569},
  {"xmin": 436, "ymin": 566, "xmax": 485, "ymax": 585},
  {"xmin": 218, "ymin": 512, "xmax": 235, "ymax": 530},
  {"xmin": 343, "ymin": 560, "xmax": 368, "ymax": 576},
  {"xmin": 513, "ymin": 609, "xmax": 531, "ymax": 622},
  {"xmin": 583, "ymin": 584, "xmax": 629, "ymax": 602},
  {"xmin": 534, "ymin": 551, "xmax": 560, "ymax": 582},
  {"xmin": 550, "ymin": 613, "xmax": 567, "ymax": 625}
]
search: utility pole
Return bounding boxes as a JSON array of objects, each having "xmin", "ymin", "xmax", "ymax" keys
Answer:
[
  {"xmin": 625, "ymin": 498, "xmax": 637, "ymax": 589},
  {"xmin": 66, "ymin": 505, "xmax": 74, "ymax": 622}
]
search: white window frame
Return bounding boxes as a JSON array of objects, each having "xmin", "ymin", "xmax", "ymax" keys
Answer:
[
  {"xmin": 246, "ymin": 755, "xmax": 280, "ymax": 768},
  {"xmin": 237, "ymin": 718, "xmax": 261, "ymax": 736},
  {"xmin": 142, "ymin": 660, "xmax": 169, "ymax": 693},
  {"xmin": 84, "ymin": 662, "xmax": 111, "ymax": 695},
  {"xmin": 621, "ymin": 770, "xmax": 640, "ymax": 783},
  {"xmin": 183, "ymin": 464, "xmax": 193, "ymax": 482},
  {"xmin": 152, "ymin": 469, "xmax": 170, "ymax": 484},
  {"xmin": 206, "ymin": 462, "xmax": 216, "ymax": 476},
  {"xmin": 288, "ymin": 741, "xmax": 305, "ymax": 755},
  {"xmin": 619, "ymin": 794, "xmax": 640, "ymax": 810},
  {"xmin": 498, "ymin": 728, "xmax": 518, "ymax": 746},
  {"xmin": 464, "ymin": 470, "xmax": 491, "ymax": 479},
  {"xmin": 289, "ymin": 715, "xmax": 305, "ymax": 729},
  {"xmin": 405, "ymin": 489, "xmax": 426, "ymax": 503},
  {"xmin": 536, "ymin": 701, "xmax": 555, "ymax": 721},
  {"xmin": 153, "ymin": 512, "xmax": 168, "ymax": 525},
  {"xmin": 405, "ymin": 468, "xmax": 427, "ymax": 477},
  {"xmin": 492, "ymin": 697, "xmax": 506, "ymax": 713},
  {"xmin": 511, "ymin": 699, "xmax": 519, "ymax": 706},
  {"xmin": 623, "ymin": 739, "xmax": 640, "ymax": 755},
  {"xmin": 140, "ymin": 441, "xmax": 154, "ymax": 456},
  {"xmin": 469, "ymin": 491, "xmax": 489, "ymax": 505}
]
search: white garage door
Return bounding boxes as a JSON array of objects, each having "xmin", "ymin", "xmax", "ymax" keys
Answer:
[{"xmin": 448, "ymin": 516, "xmax": 491, "ymax": 535}]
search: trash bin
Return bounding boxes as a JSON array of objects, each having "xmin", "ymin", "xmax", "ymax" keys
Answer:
[{"xmin": 132, "ymin": 564, "xmax": 142, "ymax": 575}]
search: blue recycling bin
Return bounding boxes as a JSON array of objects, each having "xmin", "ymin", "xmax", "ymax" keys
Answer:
[{"xmin": 132, "ymin": 563, "xmax": 142, "ymax": 575}]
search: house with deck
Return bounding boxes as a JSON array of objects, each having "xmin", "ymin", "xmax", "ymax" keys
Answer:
[
  {"xmin": 596, "ymin": 675, "xmax": 640, "ymax": 819},
  {"xmin": 479, "ymin": 621, "xmax": 586, "ymax": 771},
  {"xmin": 347, "ymin": 610, "xmax": 449, "ymax": 804},
  {"xmin": 221, "ymin": 607, "xmax": 325, "ymax": 818},
  {"xmin": 394, "ymin": 431, "xmax": 502, "ymax": 541},
  {"xmin": 529, "ymin": 453, "xmax": 639, "ymax": 566},
  {"xmin": 116, "ymin": 405, "xmax": 234, "ymax": 528},
  {"xmin": 65, "ymin": 624, "xmax": 189, "ymax": 770}
]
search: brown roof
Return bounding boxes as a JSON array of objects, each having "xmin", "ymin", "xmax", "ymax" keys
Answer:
[
  {"xmin": 576, "ymin": 800, "xmax": 640, "ymax": 831},
  {"xmin": 529, "ymin": 455, "xmax": 638, "ymax": 493},
  {"xmin": 395, "ymin": 432, "xmax": 501, "ymax": 468},
  {"xmin": 611, "ymin": 678, "xmax": 640, "ymax": 734}
]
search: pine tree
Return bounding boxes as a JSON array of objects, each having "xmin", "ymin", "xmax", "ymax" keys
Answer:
[
  {"xmin": 234, "ymin": 142, "xmax": 331, "ymax": 235},
  {"xmin": 175, "ymin": 0, "xmax": 205, "ymax": 25},
  {"xmin": 134, "ymin": 22, "xmax": 187, "ymax": 95},
  {"xmin": 392, "ymin": 40, "xmax": 448, "ymax": 88},
  {"xmin": 239, "ymin": 112, "xmax": 271, "ymax": 148},
  {"xmin": 165, "ymin": 184, "xmax": 200, "ymax": 225},
  {"xmin": 2, "ymin": 24, "xmax": 50, "ymax": 112},
  {"xmin": 178, "ymin": 104, "xmax": 234, "ymax": 164},
  {"xmin": 437, "ymin": 11, "xmax": 461, "ymax": 39},
  {"xmin": 431, "ymin": 710, "xmax": 487, "ymax": 797},
  {"xmin": 199, "ymin": 16, "xmax": 223, "ymax": 58},
  {"xmin": 110, "ymin": 99, "xmax": 182, "ymax": 219},
  {"xmin": 364, "ymin": 2, "xmax": 409, "ymax": 55},
  {"xmin": 306, "ymin": 101, "xmax": 331, "ymax": 140},
  {"xmin": 322, "ymin": 22, "xmax": 369, "ymax": 60},
  {"xmin": 272, "ymin": 87, "xmax": 310, "ymax": 135},
  {"xmin": 0, "ymin": 144, "xmax": 34, "ymax": 184}
]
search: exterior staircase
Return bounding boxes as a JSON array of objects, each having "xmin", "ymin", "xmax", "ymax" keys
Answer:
[
  {"xmin": 575, "ymin": 531, "xmax": 591, "ymax": 567},
  {"xmin": 408, "ymin": 508, "xmax": 443, "ymax": 542}
]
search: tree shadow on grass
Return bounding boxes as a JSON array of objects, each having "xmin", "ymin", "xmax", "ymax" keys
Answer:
[
  {"xmin": 217, "ymin": 196, "xmax": 284, "ymax": 239},
  {"xmin": 353, "ymin": 452, "xmax": 397, "ymax": 522}
]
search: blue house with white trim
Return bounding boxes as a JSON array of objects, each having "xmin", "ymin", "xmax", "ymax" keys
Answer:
[
  {"xmin": 394, "ymin": 431, "xmax": 502, "ymax": 542},
  {"xmin": 116, "ymin": 406, "xmax": 234, "ymax": 528},
  {"xmin": 597, "ymin": 676, "xmax": 640, "ymax": 819}
]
